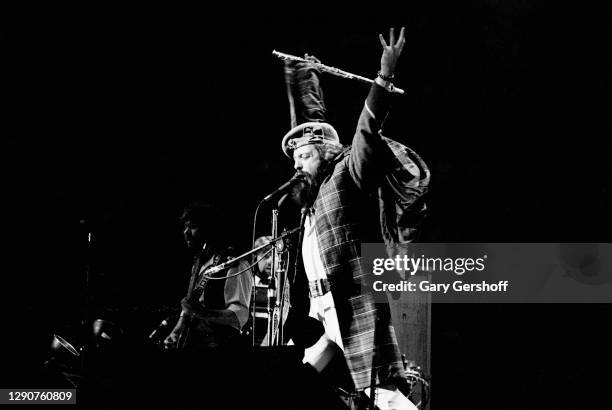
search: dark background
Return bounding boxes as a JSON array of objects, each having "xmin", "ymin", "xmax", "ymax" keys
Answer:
[{"xmin": 3, "ymin": 3, "xmax": 611, "ymax": 408}]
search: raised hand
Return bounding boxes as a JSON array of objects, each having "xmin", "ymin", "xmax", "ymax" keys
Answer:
[
  {"xmin": 379, "ymin": 27, "xmax": 406, "ymax": 78},
  {"xmin": 303, "ymin": 53, "xmax": 322, "ymax": 65}
]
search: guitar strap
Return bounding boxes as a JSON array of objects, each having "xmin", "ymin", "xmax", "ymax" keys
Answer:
[{"xmin": 178, "ymin": 244, "xmax": 208, "ymax": 349}]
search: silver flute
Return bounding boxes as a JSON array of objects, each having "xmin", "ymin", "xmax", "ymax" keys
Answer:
[{"xmin": 272, "ymin": 50, "xmax": 404, "ymax": 95}]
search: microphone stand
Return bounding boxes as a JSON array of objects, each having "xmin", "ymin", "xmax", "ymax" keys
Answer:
[
  {"xmin": 77, "ymin": 219, "xmax": 93, "ymax": 381},
  {"xmin": 269, "ymin": 201, "xmax": 301, "ymax": 347},
  {"xmin": 203, "ymin": 227, "xmax": 301, "ymax": 275},
  {"xmin": 267, "ymin": 207, "xmax": 279, "ymax": 347},
  {"xmin": 84, "ymin": 226, "xmax": 91, "ymax": 373},
  {"xmin": 203, "ymin": 224, "xmax": 301, "ymax": 347},
  {"xmin": 268, "ymin": 204, "xmax": 293, "ymax": 347}
]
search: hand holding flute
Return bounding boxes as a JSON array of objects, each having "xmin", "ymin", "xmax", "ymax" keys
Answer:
[{"xmin": 273, "ymin": 27, "xmax": 406, "ymax": 95}]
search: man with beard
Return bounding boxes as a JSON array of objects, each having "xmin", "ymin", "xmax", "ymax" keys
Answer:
[
  {"xmin": 163, "ymin": 202, "xmax": 253, "ymax": 350},
  {"xmin": 281, "ymin": 28, "xmax": 429, "ymax": 409}
]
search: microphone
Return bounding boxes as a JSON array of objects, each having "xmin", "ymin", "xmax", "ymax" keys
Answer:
[
  {"xmin": 263, "ymin": 173, "xmax": 305, "ymax": 202},
  {"xmin": 148, "ymin": 317, "xmax": 170, "ymax": 340},
  {"xmin": 204, "ymin": 258, "xmax": 235, "ymax": 275}
]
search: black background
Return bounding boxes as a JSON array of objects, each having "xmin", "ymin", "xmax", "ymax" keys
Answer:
[{"xmin": 3, "ymin": 3, "xmax": 611, "ymax": 408}]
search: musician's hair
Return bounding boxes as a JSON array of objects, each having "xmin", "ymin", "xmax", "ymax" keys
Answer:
[
  {"xmin": 254, "ymin": 236, "xmax": 272, "ymax": 257},
  {"xmin": 180, "ymin": 202, "xmax": 217, "ymax": 225},
  {"xmin": 314, "ymin": 142, "xmax": 345, "ymax": 164},
  {"xmin": 180, "ymin": 201, "xmax": 232, "ymax": 248},
  {"xmin": 252, "ymin": 235, "xmax": 273, "ymax": 277}
]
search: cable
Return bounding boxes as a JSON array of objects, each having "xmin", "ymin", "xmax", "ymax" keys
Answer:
[
  {"xmin": 251, "ymin": 199, "xmax": 265, "ymax": 347},
  {"xmin": 252, "ymin": 200, "xmax": 264, "ymax": 259},
  {"xmin": 202, "ymin": 248, "xmax": 273, "ymax": 280}
]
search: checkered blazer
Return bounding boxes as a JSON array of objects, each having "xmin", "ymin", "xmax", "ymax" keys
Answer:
[{"xmin": 307, "ymin": 82, "xmax": 429, "ymax": 390}]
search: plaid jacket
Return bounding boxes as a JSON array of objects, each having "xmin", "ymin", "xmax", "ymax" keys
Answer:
[{"xmin": 305, "ymin": 82, "xmax": 429, "ymax": 390}]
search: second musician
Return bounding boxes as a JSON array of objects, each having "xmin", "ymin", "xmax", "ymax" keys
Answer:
[{"xmin": 163, "ymin": 202, "xmax": 253, "ymax": 350}]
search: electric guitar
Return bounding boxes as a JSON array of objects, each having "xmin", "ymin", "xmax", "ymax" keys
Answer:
[{"xmin": 176, "ymin": 248, "xmax": 239, "ymax": 349}]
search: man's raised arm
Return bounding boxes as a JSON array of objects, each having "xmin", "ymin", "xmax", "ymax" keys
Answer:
[{"xmin": 349, "ymin": 27, "xmax": 406, "ymax": 190}]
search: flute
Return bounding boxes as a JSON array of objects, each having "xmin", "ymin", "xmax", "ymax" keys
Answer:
[{"xmin": 272, "ymin": 50, "xmax": 404, "ymax": 95}]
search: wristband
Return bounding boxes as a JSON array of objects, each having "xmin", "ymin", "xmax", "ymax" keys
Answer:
[
  {"xmin": 377, "ymin": 70, "xmax": 395, "ymax": 82},
  {"xmin": 375, "ymin": 76, "xmax": 395, "ymax": 92}
]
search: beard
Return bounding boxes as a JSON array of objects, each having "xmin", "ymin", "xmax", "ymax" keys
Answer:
[
  {"xmin": 291, "ymin": 175, "xmax": 318, "ymax": 208},
  {"xmin": 291, "ymin": 161, "xmax": 333, "ymax": 208}
]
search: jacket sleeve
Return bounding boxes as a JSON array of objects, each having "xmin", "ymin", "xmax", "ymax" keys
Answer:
[
  {"xmin": 348, "ymin": 82, "xmax": 398, "ymax": 190},
  {"xmin": 285, "ymin": 60, "xmax": 327, "ymax": 127}
]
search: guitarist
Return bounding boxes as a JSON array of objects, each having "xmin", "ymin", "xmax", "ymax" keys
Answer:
[{"xmin": 163, "ymin": 202, "xmax": 253, "ymax": 350}]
